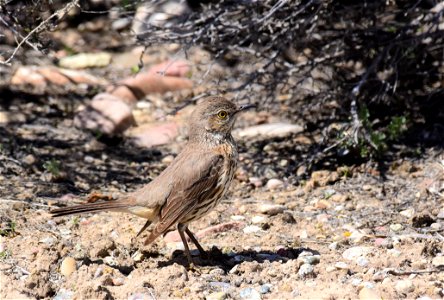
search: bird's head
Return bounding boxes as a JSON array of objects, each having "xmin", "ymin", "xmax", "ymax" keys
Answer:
[{"xmin": 188, "ymin": 96, "xmax": 255, "ymax": 142}]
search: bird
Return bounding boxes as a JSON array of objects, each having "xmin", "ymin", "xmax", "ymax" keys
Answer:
[{"xmin": 51, "ymin": 96, "xmax": 255, "ymax": 267}]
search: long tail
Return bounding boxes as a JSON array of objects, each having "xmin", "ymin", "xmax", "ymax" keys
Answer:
[{"xmin": 51, "ymin": 199, "xmax": 132, "ymax": 217}]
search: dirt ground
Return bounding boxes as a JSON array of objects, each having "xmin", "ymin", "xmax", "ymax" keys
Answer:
[{"xmin": 1, "ymin": 14, "xmax": 444, "ymax": 300}]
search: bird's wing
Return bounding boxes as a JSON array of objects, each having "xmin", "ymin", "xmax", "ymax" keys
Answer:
[{"xmin": 143, "ymin": 152, "xmax": 224, "ymax": 245}]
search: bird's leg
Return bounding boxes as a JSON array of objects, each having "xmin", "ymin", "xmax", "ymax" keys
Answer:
[
  {"xmin": 136, "ymin": 220, "xmax": 152, "ymax": 237},
  {"xmin": 178, "ymin": 223, "xmax": 195, "ymax": 268},
  {"xmin": 185, "ymin": 227, "xmax": 208, "ymax": 259}
]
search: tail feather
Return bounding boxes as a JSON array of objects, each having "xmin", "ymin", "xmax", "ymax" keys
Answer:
[{"xmin": 51, "ymin": 200, "xmax": 131, "ymax": 217}]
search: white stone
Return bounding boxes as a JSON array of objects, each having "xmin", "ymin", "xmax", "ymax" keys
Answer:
[
  {"xmin": 234, "ymin": 123, "xmax": 303, "ymax": 139},
  {"xmin": 243, "ymin": 225, "xmax": 261, "ymax": 234},
  {"xmin": 335, "ymin": 261, "xmax": 349, "ymax": 269},
  {"xmin": 395, "ymin": 280, "xmax": 415, "ymax": 294},
  {"xmin": 265, "ymin": 179, "xmax": 284, "ymax": 190},
  {"xmin": 258, "ymin": 204, "xmax": 285, "ymax": 216},
  {"xmin": 251, "ymin": 215, "xmax": 267, "ymax": 224},
  {"xmin": 342, "ymin": 247, "xmax": 374, "ymax": 261}
]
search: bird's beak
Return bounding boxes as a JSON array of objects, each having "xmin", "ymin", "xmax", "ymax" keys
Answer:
[{"xmin": 237, "ymin": 103, "xmax": 256, "ymax": 113}]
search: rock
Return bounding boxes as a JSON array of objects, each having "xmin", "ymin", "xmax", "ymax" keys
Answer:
[
  {"xmin": 130, "ymin": 122, "xmax": 179, "ymax": 148},
  {"xmin": 239, "ymin": 287, "xmax": 261, "ymax": 300},
  {"xmin": 259, "ymin": 284, "xmax": 272, "ymax": 294},
  {"xmin": 390, "ymin": 224, "xmax": 403, "ymax": 232},
  {"xmin": 249, "ymin": 177, "xmax": 263, "ymax": 188},
  {"xmin": 395, "ymin": 280, "xmax": 415, "ymax": 294},
  {"xmin": 234, "ymin": 123, "xmax": 303, "ymax": 139},
  {"xmin": 432, "ymin": 256, "xmax": 444, "ymax": 267},
  {"xmin": 314, "ymin": 199, "xmax": 332, "ymax": 209},
  {"xmin": 231, "ymin": 215, "xmax": 246, "ymax": 221},
  {"xmin": 297, "ymin": 255, "xmax": 321, "ymax": 265},
  {"xmin": 342, "ymin": 247, "xmax": 374, "ymax": 261},
  {"xmin": 359, "ymin": 287, "xmax": 382, "ymax": 300},
  {"xmin": 60, "ymin": 257, "xmax": 76, "ymax": 276},
  {"xmin": 374, "ymin": 238, "xmax": 393, "ymax": 248},
  {"xmin": 131, "ymin": 251, "xmax": 144, "ymax": 262},
  {"xmin": 400, "ymin": 208, "xmax": 415, "ymax": 218},
  {"xmin": 281, "ymin": 212, "xmax": 296, "ymax": 224},
  {"xmin": 128, "ymin": 293, "xmax": 155, "ymax": 300},
  {"xmin": 356, "ymin": 257, "xmax": 369, "ymax": 267},
  {"xmin": 111, "ymin": 18, "xmax": 131, "ymax": 31},
  {"xmin": 53, "ymin": 289, "xmax": 74, "ymax": 300},
  {"xmin": 437, "ymin": 209, "xmax": 444, "ymax": 219},
  {"xmin": 112, "ymin": 278, "xmax": 124, "ymax": 286},
  {"xmin": 430, "ymin": 223, "xmax": 441, "ymax": 230},
  {"xmin": 206, "ymin": 292, "xmax": 227, "ymax": 300},
  {"xmin": 251, "ymin": 215, "xmax": 267, "ymax": 224},
  {"xmin": 59, "ymin": 52, "xmax": 112, "ymax": 69},
  {"xmin": 22, "ymin": 154, "xmax": 36, "ymax": 166},
  {"xmin": 335, "ymin": 262, "xmax": 349, "ymax": 269},
  {"xmin": 243, "ymin": 225, "xmax": 261, "ymax": 234},
  {"xmin": 328, "ymin": 242, "xmax": 338, "ymax": 250},
  {"xmin": 298, "ymin": 263, "xmax": 315, "ymax": 277},
  {"xmin": 330, "ymin": 194, "xmax": 349, "ymax": 202},
  {"xmin": 74, "ymin": 94, "xmax": 135, "ymax": 135},
  {"xmin": 266, "ymin": 179, "xmax": 284, "ymax": 190},
  {"xmin": 258, "ymin": 204, "xmax": 285, "ymax": 216},
  {"xmin": 362, "ymin": 185, "xmax": 372, "ymax": 191}
]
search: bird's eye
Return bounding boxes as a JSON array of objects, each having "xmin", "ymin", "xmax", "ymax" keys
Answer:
[{"xmin": 217, "ymin": 110, "xmax": 228, "ymax": 119}]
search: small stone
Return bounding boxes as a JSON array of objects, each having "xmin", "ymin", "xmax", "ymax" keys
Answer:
[
  {"xmin": 298, "ymin": 263, "xmax": 315, "ymax": 277},
  {"xmin": 432, "ymin": 256, "xmax": 444, "ymax": 267},
  {"xmin": 231, "ymin": 215, "xmax": 246, "ymax": 221},
  {"xmin": 249, "ymin": 177, "xmax": 263, "ymax": 188},
  {"xmin": 335, "ymin": 262, "xmax": 349, "ymax": 269},
  {"xmin": 395, "ymin": 280, "xmax": 415, "ymax": 294},
  {"xmin": 315, "ymin": 199, "xmax": 332, "ymax": 209},
  {"xmin": 388, "ymin": 249, "xmax": 401, "ymax": 257},
  {"xmin": 359, "ymin": 287, "xmax": 382, "ymax": 300},
  {"xmin": 390, "ymin": 224, "xmax": 403, "ymax": 232},
  {"xmin": 112, "ymin": 278, "xmax": 124, "ymax": 286},
  {"xmin": 243, "ymin": 225, "xmax": 261, "ymax": 234},
  {"xmin": 351, "ymin": 278, "xmax": 362, "ymax": 286},
  {"xmin": 430, "ymin": 223, "xmax": 441, "ymax": 230},
  {"xmin": 251, "ymin": 215, "xmax": 267, "ymax": 224},
  {"xmin": 328, "ymin": 242, "xmax": 338, "ymax": 250},
  {"xmin": 400, "ymin": 208, "xmax": 415, "ymax": 218},
  {"xmin": 60, "ymin": 257, "xmax": 76, "ymax": 276},
  {"xmin": 266, "ymin": 179, "xmax": 284, "ymax": 190},
  {"xmin": 259, "ymin": 284, "xmax": 272, "ymax": 294},
  {"xmin": 53, "ymin": 289, "xmax": 74, "ymax": 300},
  {"xmin": 374, "ymin": 238, "xmax": 393, "ymax": 248},
  {"xmin": 258, "ymin": 204, "xmax": 285, "ymax": 216},
  {"xmin": 437, "ymin": 209, "xmax": 444, "ymax": 219},
  {"xmin": 330, "ymin": 194, "xmax": 349, "ymax": 202},
  {"xmin": 206, "ymin": 292, "xmax": 227, "ymax": 300},
  {"xmin": 22, "ymin": 154, "xmax": 36, "ymax": 165},
  {"xmin": 209, "ymin": 268, "xmax": 225, "ymax": 276},
  {"xmin": 326, "ymin": 266, "xmax": 336, "ymax": 272},
  {"xmin": 362, "ymin": 185, "xmax": 372, "ymax": 191},
  {"xmin": 162, "ymin": 155, "xmax": 175, "ymax": 164},
  {"xmin": 281, "ymin": 212, "xmax": 296, "ymax": 224},
  {"xmin": 342, "ymin": 247, "xmax": 374, "ymax": 261},
  {"xmin": 94, "ymin": 266, "xmax": 103, "ymax": 278},
  {"xmin": 239, "ymin": 287, "xmax": 261, "ymax": 300},
  {"xmin": 356, "ymin": 257, "xmax": 369, "ymax": 267},
  {"xmin": 131, "ymin": 251, "xmax": 144, "ymax": 262}
]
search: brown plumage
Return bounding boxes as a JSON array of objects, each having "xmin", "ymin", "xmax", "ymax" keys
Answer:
[{"xmin": 51, "ymin": 96, "xmax": 255, "ymax": 267}]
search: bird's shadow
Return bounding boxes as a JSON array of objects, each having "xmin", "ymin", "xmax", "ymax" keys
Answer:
[{"xmin": 157, "ymin": 246, "xmax": 319, "ymax": 271}]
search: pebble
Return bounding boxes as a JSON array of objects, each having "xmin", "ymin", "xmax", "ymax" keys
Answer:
[
  {"xmin": 265, "ymin": 179, "xmax": 284, "ymax": 190},
  {"xmin": 40, "ymin": 237, "xmax": 56, "ymax": 246},
  {"xmin": 388, "ymin": 249, "xmax": 401, "ymax": 257},
  {"xmin": 351, "ymin": 278, "xmax": 362, "ymax": 286},
  {"xmin": 432, "ymin": 256, "xmax": 444, "ymax": 267},
  {"xmin": 395, "ymin": 279, "xmax": 415, "ymax": 294},
  {"xmin": 208, "ymin": 282, "xmax": 231, "ymax": 291},
  {"xmin": 60, "ymin": 257, "xmax": 76, "ymax": 276},
  {"xmin": 206, "ymin": 292, "xmax": 227, "ymax": 300},
  {"xmin": 358, "ymin": 287, "xmax": 382, "ymax": 300},
  {"xmin": 112, "ymin": 277, "xmax": 124, "ymax": 286},
  {"xmin": 400, "ymin": 208, "xmax": 415, "ymax": 218},
  {"xmin": 356, "ymin": 257, "xmax": 369, "ymax": 267},
  {"xmin": 231, "ymin": 215, "xmax": 246, "ymax": 221},
  {"xmin": 53, "ymin": 289, "xmax": 74, "ymax": 300},
  {"xmin": 390, "ymin": 223, "xmax": 403, "ymax": 232},
  {"xmin": 258, "ymin": 204, "xmax": 286, "ymax": 216},
  {"xmin": 128, "ymin": 293, "xmax": 155, "ymax": 300},
  {"xmin": 239, "ymin": 287, "xmax": 262, "ymax": 300},
  {"xmin": 131, "ymin": 251, "xmax": 144, "ymax": 262},
  {"xmin": 362, "ymin": 185, "xmax": 372, "ymax": 191},
  {"xmin": 328, "ymin": 242, "xmax": 338, "ymax": 250},
  {"xmin": 437, "ymin": 209, "xmax": 444, "ymax": 219},
  {"xmin": 430, "ymin": 222, "xmax": 441, "ymax": 230},
  {"xmin": 335, "ymin": 262, "xmax": 349, "ymax": 269},
  {"xmin": 22, "ymin": 154, "xmax": 36, "ymax": 165},
  {"xmin": 330, "ymin": 193, "xmax": 349, "ymax": 202},
  {"xmin": 251, "ymin": 215, "xmax": 267, "ymax": 224},
  {"xmin": 259, "ymin": 284, "xmax": 272, "ymax": 294},
  {"xmin": 342, "ymin": 247, "xmax": 373, "ymax": 261},
  {"xmin": 235, "ymin": 123, "xmax": 303, "ymax": 139},
  {"xmin": 298, "ymin": 255, "xmax": 321, "ymax": 265},
  {"xmin": 298, "ymin": 263, "xmax": 315, "ymax": 277},
  {"xmin": 243, "ymin": 225, "xmax": 261, "ymax": 234},
  {"xmin": 249, "ymin": 177, "xmax": 263, "ymax": 188}
]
